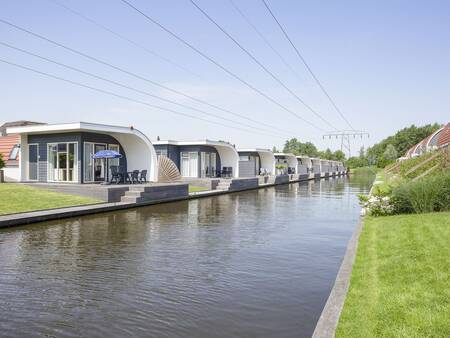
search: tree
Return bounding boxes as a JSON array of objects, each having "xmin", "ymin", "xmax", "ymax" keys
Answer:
[
  {"xmin": 333, "ymin": 150, "xmax": 346, "ymax": 161},
  {"xmin": 0, "ymin": 153, "xmax": 4, "ymax": 170},
  {"xmin": 282, "ymin": 138, "xmax": 318, "ymax": 157},
  {"xmin": 383, "ymin": 144, "xmax": 398, "ymax": 161}
]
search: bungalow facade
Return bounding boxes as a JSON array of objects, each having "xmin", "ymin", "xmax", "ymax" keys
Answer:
[
  {"xmin": 320, "ymin": 160, "xmax": 331, "ymax": 177},
  {"xmin": 7, "ymin": 122, "xmax": 158, "ymax": 183},
  {"xmin": 296, "ymin": 156, "xmax": 312, "ymax": 175},
  {"xmin": 311, "ymin": 158, "xmax": 322, "ymax": 178},
  {"xmin": 153, "ymin": 140, "xmax": 239, "ymax": 178},
  {"xmin": 274, "ymin": 153, "xmax": 298, "ymax": 175},
  {"xmin": 237, "ymin": 148, "xmax": 275, "ymax": 177}
]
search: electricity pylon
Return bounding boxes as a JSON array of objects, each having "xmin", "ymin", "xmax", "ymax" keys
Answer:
[{"xmin": 323, "ymin": 130, "xmax": 369, "ymax": 157}]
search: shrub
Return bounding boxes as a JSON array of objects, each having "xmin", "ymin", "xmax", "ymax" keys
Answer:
[
  {"xmin": 360, "ymin": 195, "xmax": 394, "ymax": 216},
  {"xmin": 392, "ymin": 172, "xmax": 450, "ymax": 214}
]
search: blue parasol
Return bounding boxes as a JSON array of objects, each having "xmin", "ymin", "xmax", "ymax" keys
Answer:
[
  {"xmin": 93, "ymin": 150, "xmax": 122, "ymax": 183},
  {"xmin": 93, "ymin": 150, "xmax": 123, "ymax": 159}
]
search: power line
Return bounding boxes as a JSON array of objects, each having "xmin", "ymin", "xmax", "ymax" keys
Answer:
[
  {"xmin": 47, "ymin": 0, "xmax": 203, "ymax": 80},
  {"xmin": 189, "ymin": 0, "xmax": 337, "ymax": 131},
  {"xmin": 0, "ymin": 18, "xmax": 292, "ymax": 136},
  {"xmin": 261, "ymin": 0, "xmax": 355, "ymax": 131},
  {"xmin": 118, "ymin": 0, "xmax": 324, "ymax": 131},
  {"xmin": 228, "ymin": 0, "xmax": 307, "ymax": 85},
  {"xmin": 0, "ymin": 57, "xmax": 283, "ymax": 138},
  {"xmin": 0, "ymin": 40, "xmax": 286, "ymax": 139}
]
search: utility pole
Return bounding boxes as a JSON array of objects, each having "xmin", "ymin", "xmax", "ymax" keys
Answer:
[{"xmin": 323, "ymin": 130, "xmax": 369, "ymax": 157}]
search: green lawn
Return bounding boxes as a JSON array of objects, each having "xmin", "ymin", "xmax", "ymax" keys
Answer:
[
  {"xmin": 336, "ymin": 212, "xmax": 450, "ymax": 337},
  {"xmin": 189, "ymin": 185, "xmax": 209, "ymax": 193},
  {"xmin": 0, "ymin": 183, "xmax": 100, "ymax": 215}
]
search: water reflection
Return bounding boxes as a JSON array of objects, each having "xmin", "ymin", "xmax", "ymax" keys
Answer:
[{"xmin": 0, "ymin": 174, "xmax": 373, "ymax": 338}]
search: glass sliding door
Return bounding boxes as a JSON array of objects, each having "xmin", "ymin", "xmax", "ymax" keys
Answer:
[
  {"xmin": 200, "ymin": 152, "xmax": 216, "ymax": 177},
  {"xmin": 47, "ymin": 142, "xmax": 78, "ymax": 182},
  {"xmin": 84, "ymin": 143, "xmax": 94, "ymax": 182},
  {"xmin": 28, "ymin": 144, "xmax": 39, "ymax": 180},
  {"xmin": 94, "ymin": 144, "xmax": 106, "ymax": 181},
  {"xmin": 210, "ymin": 153, "xmax": 216, "ymax": 177},
  {"xmin": 108, "ymin": 144, "xmax": 120, "ymax": 179},
  {"xmin": 180, "ymin": 152, "xmax": 198, "ymax": 177}
]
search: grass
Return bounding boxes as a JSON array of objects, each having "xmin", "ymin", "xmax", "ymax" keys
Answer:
[
  {"xmin": 336, "ymin": 212, "xmax": 450, "ymax": 337},
  {"xmin": 350, "ymin": 166, "xmax": 378, "ymax": 175},
  {"xmin": 0, "ymin": 183, "xmax": 100, "ymax": 215},
  {"xmin": 188, "ymin": 185, "xmax": 209, "ymax": 193}
]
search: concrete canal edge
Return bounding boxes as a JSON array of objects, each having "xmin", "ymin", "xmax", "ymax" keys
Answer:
[
  {"xmin": 312, "ymin": 217, "xmax": 364, "ymax": 338},
  {"xmin": 0, "ymin": 176, "xmax": 343, "ymax": 228}
]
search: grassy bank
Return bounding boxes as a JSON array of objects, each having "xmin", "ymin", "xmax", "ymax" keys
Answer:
[
  {"xmin": 336, "ymin": 212, "xmax": 450, "ymax": 337},
  {"xmin": 349, "ymin": 166, "xmax": 378, "ymax": 175},
  {"xmin": 188, "ymin": 185, "xmax": 209, "ymax": 193},
  {"xmin": 0, "ymin": 183, "xmax": 100, "ymax": 215}
]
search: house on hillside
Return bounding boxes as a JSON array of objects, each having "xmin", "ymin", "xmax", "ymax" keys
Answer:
[{"xmin": 0, "ymin": 121, "xmax": 44, "ymax": 181}]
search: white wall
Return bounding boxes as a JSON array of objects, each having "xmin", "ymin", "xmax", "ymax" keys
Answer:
[
  {"xmin": 3, "ymin": 167, "xmax": 20, "ymax": 181},
  {"xmin": 216, "ymin": 145, "xmax": 239, "ymax": 178},
  {"xmin": 258, "ymin": 152, "xmax": 276, "ymax": 175},
  {"xmin": 112, "ymin": 132, "xmax": 158, "ymax": 182}
]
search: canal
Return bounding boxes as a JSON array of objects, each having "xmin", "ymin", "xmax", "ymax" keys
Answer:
[{"xmin": 0, "ymin": 174, "xmax": 373, "ymax": 338}]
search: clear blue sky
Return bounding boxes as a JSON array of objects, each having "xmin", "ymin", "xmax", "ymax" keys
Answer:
[{"xmin": 1, "ymin": 0, "xmax": 449, "ymax": 154}]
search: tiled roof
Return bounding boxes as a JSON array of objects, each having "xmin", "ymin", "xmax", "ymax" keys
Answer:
[
  {"xmin": 0, "ymin": 134, "xmax": 19, "ymax": 162},
  {"xmin": 438, "ymin": 122, "xmax": 450, "ymax": 148}
]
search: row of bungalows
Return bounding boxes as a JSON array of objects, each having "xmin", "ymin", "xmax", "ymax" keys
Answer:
[
  {"xmin": 1, "ymin": 121, "xmax": 346, "ymax": 185},
  {"xmin": 402, "ymin": 122, "xmax": 449, "ymax": 159}
]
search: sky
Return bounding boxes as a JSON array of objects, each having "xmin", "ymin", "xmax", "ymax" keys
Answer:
[{"xmin": 1, "ymin": 0, "xmax": 449, "ymax": 155}]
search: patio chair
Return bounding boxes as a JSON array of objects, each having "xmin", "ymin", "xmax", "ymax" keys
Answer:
[
  {"xmin": 131, "ymin": 170, "xmax": 140, "ymax": 184},
  {"xmin": 110, "ymin": 165, "xmax": 123, "ymax": 184},
  {"xmin": 139, "ymin": 170, "xmax": 147, "ymax": 183}
]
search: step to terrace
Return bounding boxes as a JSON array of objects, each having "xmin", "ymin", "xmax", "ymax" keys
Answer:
[{"xmin": 120, "ymin": 184, "xmax": 189, "ymax": 203}]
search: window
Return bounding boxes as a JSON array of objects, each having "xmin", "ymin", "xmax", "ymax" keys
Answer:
[
  {"xmin": 239, "ymin": 155, "xmax": 250, "ymax": 161},
  {"xmin": 156, "ymin": 149, "xmax": 168, "ymax": 158},
  {"xmin": 9, "ymin": 145, "xmax": 20, "ymax": 160}
]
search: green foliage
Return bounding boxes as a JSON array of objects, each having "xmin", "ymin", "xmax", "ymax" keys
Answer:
[
  {"xmin": 346, "ymin": 156, "xmax": 369, "ymax": 168},
  {"xmin": 281, "ymin": 138, "xmax": 346, "ymax": 160},
  {"xmin": 0, "ymin": 153, "xmax": 4, "ymax": 170},
  {"xmin": 365, "ymin": 123, "xmax": 441, "ymax": 168},
  {"xmin": 391, "ymin": 172, "xmax": 450, "ymax": 214},
  {"xmin": 383, "ymin": 144, "xmax": 398, "ymax": 161},
  {"xmin": 275, "ymin": 164, "xmax": 287, "ymax": 169},
  {"xmin": 283, "ymin": 139, "xmax": 319, "ymax": 157},
  {"xmin": 398, "ymin": 151, "xmax": 443, "ymax": 179}
]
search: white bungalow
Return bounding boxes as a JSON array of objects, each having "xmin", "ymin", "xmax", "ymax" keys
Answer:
[
  {"xmin": 310, "ymin": 158, "xmax": 322, "ymax": 177},
  {"xmin": 153, "ymin": 140, "xmax": 239, "ymax": 178},
  {"xmin": 274, "ymin": 153, "xmax": 298, "ymax": 175},
  {"xmin": 7, "ymin": 122, "xmax": 158, "ymax": 183},
  {"xmin": 296, "ymin": 156, "xmax": 312, "ymax": 175},
  {"xmin": 237, "ymin": 148, "xmax": 276, "ymax": 177},
  {"xmin": 320, "ymin": 159, "xmax": 331, "ymax": 177}
]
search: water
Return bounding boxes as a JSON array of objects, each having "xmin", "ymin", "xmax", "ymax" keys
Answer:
[{"xmin": 0, "ymin": 175, "xmax": 373, "ymax": 338}]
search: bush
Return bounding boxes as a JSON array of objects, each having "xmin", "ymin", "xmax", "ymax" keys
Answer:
[
  {"xmin": 392, "ymin": 172, "xmax": 450, "ymax": 214},
  {"xmin": 360, "ymin": 195, "xmax": 395, "ymax": 216}
]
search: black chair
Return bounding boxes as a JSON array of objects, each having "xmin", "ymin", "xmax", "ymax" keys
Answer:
[
  {"xmin": 139, "ymin": 170, "xmax": 147, "ymax": 183},
  {"xmin": 221, "ymin": 167, "xmax": 233, "ymax": 178},
  {"xmin": 131, "ymin": 170, "xmax": 140, "ymax": 184},
  {"xmin": 110, "ymin": 165, "xmax": 123, "ymax": 184}
]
